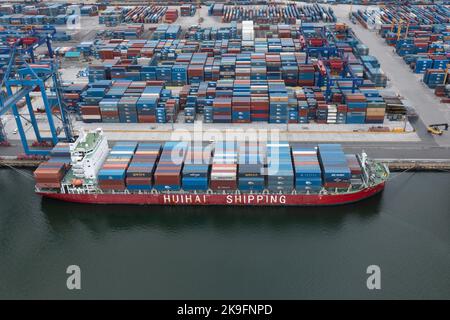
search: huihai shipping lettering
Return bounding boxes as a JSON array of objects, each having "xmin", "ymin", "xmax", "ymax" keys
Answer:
[{"xmin": 162, "ymin": 194, "xmax": 287, "ymax": 205}]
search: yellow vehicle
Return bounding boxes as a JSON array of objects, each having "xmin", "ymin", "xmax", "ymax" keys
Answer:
[{"xmin": 427, "ymin": 123, "xmax": 449, "ymax": 136}]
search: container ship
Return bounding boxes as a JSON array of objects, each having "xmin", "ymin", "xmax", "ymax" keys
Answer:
[{"xmin": 34, "ymin": 129, "xmax": 389, "ymax": 206}]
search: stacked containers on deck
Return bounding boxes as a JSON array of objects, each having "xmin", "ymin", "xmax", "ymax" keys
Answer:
[
  {"xmin": 126, "ymin": 143, "xmax": 161, "ymax": 190},
  {"xmin": 238, "ymin": 142, "xmax": 265, "ymax": 192},
  {"xmin": 153, "ymin": 141, "xmax": 187, "ymax": 191},
  {"xmin": 210, "ymin": 142, "xmax": 237, "ymax": 191},
  {"xmin": 266, "ymin": 142, "xmax": 294, "ymax": 193},
  {"xmin": 98, "ymin": 142, "xmax": 137, "ymax": 190},
  {"xmin": 182, "ymin": 143, "xmax": 212, "ymax": 191},
  {"xmin": 34, "ymin": 143, "xmax": 71, "ymax": 189},
  {"xmin": 318, "ymin": 144, "xmax": 351, "ymax": 189},
  {"xmin": 34, "ymin": 162, "xmax": 67, "ymax": 189},
  {"xmin": 291, "ymin": 144, "xmax": 322, "ymax": 192},
  {"xmin": 346, "ymin": 154, "xmax": 364, "ymax": 188}
]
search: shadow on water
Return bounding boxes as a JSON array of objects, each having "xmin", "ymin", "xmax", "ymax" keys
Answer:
[{"xmin": 40, "ymin": 192, "xmax": 384, "ymax": 235}]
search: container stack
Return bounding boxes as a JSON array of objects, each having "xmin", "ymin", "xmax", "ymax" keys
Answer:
[
  {"xmin": 34, "ymin": 142, "xmax": 71, "ymax": 188},
  {"xmin": 242, "ymin": 21, "xmax": 254, "ymax": 41},
  {"xmin": 266, "ymin": 142, "xmax": 294, "ymax": 193},
  {"xmin": 186, "ymin": 24, "xmax": 238, "ymax": 41},
  {"xmin": 250, "ymin": 82, "xmax": 270, "ymax": 122},
  {"xmin": 210, "ymin": 3, "xmax": 224, "ymax": 17},
  {"xmin": 182, "ymin": 144, "xmax": 211, "ymax": 191},
  {"xmin": 122, "ymin": 6, "xmax": 168, "ymax": 24},
  {"xmin": 217, "ymin": 4, "xmax": 336, "ymax": 24},
  {"xmin": 99, "ymin": 98, "xmax": 119, "ymax": 123},
  {"xmin": 153, "ymin": 141, "xmax": 187, "ymax": 191},
  {"xmin": 318, "ymin": 144, "xmax": 351, "ymax": 190},
  {"xmin": 164, "ymin": 8, "xmax": 178, "ymax": 23},
  {"xmin": 269, "ymin": 81, "xmax": 289, "ymax": 123},
  {"xmin": 152, "ymin": 25, "xmax": 181, "ymax": 40},
  {"xmin": 298, "ymin": 64, "xmax": 315, "ymax": 86},
  {"xmin": 137, "ymin": 85, "xmax": 163, "ymax": 122},
  {"xmin": 80, "ymin": 84, "xmax": 106, "ymax": 121},
  {"xmin": 77, "ymin": 81, "xmax": 175, "ymax": 124},
  {"xmin": 361, "ymin": 55, "xmax": 387, "ymax": 87},
  {"xmin": 361, "ymin": 89, "xmax": 386, "ymax": 124},
  {"xmin": 98, "ymin": 7, "xmax": 123, "ymax": 26},
  {"xmin": 423, "ymin": 69, "xmax": 446, "ymax": 88},
  {"xmin": 62, "ymin": 83, "xmax": 88, "ymax": 113},
  {"xmin": 238, "ymin": 142, "xmax": 265, "ymax": 192},
  {"xmin": 34, "ymin": 162, "xmax": 67, "ymax": 189},
  {"xmin": 172, "ymin": 64, "xmax": 188, "ymax": 86},
  {"xmin": 232, "ymin": 81, "xmax": 251, "ymax": 123},
  {"xmin": 291, "ymin": 145, "xmax": 322, "ymax": 193},
  {"xmin": 118, "ymin": 97, "xmax": 138, "ymax": 123},
  {"xmin": 126, "ymin": 143, "xmax": 161, "ymax": 190},
  {"xmin": 98, "ymin": 142, "xmax": 137, "ymax": 191},
  {"xmin": 180, "ymin": 4, "xmax": 196, "ymax": 17},
  {"xmin": 213, "ymin": 95, "xmax": 232, "ymax": 123},
  {"xmin": 80, "ymin": 5, "xmax": 97, "ymax": 16},
  {"xmin": 414, "ymin": 57, "xmax": 433, "ymax": 74},
  {"xmin": 344, "ymin": 92, "xmax": 367, "ymax": 124},
  {"xmin": 210, "ymin": 142, "xmax": 238, "ymax": 191},
  {"xmin": 346, "ymin": 154, "xmax": 364, "ymax": 188},
  {"xmin": 188, "ymin": 53, "xmax": 208, "ymax": 83}
]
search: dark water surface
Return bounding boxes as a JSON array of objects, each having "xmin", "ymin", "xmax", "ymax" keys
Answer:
[{"xmin": 0, "ymin": 169, "xmax": 449, "ymax": 299}]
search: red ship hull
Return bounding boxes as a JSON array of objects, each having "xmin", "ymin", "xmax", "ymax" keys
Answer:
[{"xmin": 38, "ymin": 182, "xmax": 385, "ymax": 206}]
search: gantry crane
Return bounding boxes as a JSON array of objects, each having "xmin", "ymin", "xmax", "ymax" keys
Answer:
[{"xmin": 0, "ymin": 35, "xmax": 74, "ymax": 155}]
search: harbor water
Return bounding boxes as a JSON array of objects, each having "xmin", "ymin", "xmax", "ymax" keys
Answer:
[{"xmin": 0, "ymin": 169, "xmax": 449, "ymax": 299}]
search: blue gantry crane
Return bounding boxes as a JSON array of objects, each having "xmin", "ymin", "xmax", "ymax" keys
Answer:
[{"xmin": 0, "ymin": 34, "xmax": 74, "ymax": 155}]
